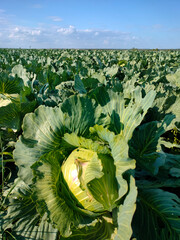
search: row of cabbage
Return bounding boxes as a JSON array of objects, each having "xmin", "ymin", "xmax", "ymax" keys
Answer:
[{"xmin": 0, "ymin": 49, "xmax": 180, "ymax": 240}]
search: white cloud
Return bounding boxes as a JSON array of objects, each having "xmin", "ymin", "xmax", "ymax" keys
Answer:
[
  {"xmin": 57, "ymin": 25, "xmax": 76, "ymax": 35},
  {"xmin": 49, "ymin": 16, "xmax": 62, "ymax": 22},
  {"xmin": 78, "ymin": 29, "xmax": 93, "ymax": 33},
  {"xmin": 0, "ymin": 21, "xmax": 143, "ymax": 49},
  {"xmin": 55, "ymin": 26, "xmax": 139, "ymax": 48},
  {"xmin": 32, "ymin": 30, "xmax": 41, "ymax": 35},
  {"xmin": 8, "ymin": 26, "xmax": 41, "ymax": 43}
]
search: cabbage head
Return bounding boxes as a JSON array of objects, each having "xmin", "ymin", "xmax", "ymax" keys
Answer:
[{"xmin": 3, "ymin": 88, "xmax": 157, "ymax": 240}]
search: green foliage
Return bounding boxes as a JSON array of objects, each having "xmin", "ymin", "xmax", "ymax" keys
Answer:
[
  {"xmin": 0, "ymin": 48, "xmax": 180, "ymax": 240},
  {"xmin": 132, "ymin": 189, "xmax": 180, "ymax": 240}
]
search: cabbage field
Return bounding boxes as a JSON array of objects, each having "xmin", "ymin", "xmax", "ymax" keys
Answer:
[{"xmin": 0, "ymin": 48, "xmax": 180, "ymax": 240}]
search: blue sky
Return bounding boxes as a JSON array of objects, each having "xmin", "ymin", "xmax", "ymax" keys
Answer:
[{"xmin": 0, "ymin": 0, "xmax": 180, "ymax": 49}]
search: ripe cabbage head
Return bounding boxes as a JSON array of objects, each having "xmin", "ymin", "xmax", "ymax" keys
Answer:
[{"xmin": 6, "ymin": 88, "xmax": 157, "ymax": 239}]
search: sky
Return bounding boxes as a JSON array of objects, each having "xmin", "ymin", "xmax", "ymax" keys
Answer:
[{"xmin": 0, "ymin": 0, "xmax": 180, "ymax": 49}]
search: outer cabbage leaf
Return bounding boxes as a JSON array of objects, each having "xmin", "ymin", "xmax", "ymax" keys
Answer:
[
  {"xmin": 74, "ymin": 75, "xmax": 87, "ymax": 94},
  {"xmin": 61, "ymin": 95, "xmax": 97, "ymax": 136},
  {"xmin": 144, "ymin": 84, "xmax": 180, "ymax": 130},
  {"xmin": 90, "ymin": 125, "xmax": 135, "ymax": 200},
  {"xmin": 166, "ymin": 97, "xmax": 180, "ymax": 130},
  {"xmin": 166, "ymin": 68, "xmax": 180, "ymax": 88},
  {"xmin": 11, "ymin": 64, "xmax": 30, "ymax": 86},
  {"xmin": 135, "ymin": 151, "xmax": 180, "ymax": 190},
  {"xmin": 132, "ymin": 189, "xmax": 180, "ymax": 240},
  {"xmin": 0, "ymin": 101, "xmax": 21, "ymax": 131},
  {"xmin": 0, "ymin": 84, "xmax": 37, "ymax": 131},
  {"xmin": 14, "ymin": 105, "xmax": 65, "ymax": 184},
  {"xmin": 129, "ymin": 115, "xmax": 174, "ymax": 175},
  {"xmin": 159, "ymin": 153, "xmax": 180, "ymax": 178},
  {"xmin": 0, "ymin": 73, "xmax": 24, "ymax": 94},
  {"xmin": 112, "ymin": 176, "xmax": 137, "ymax": 240},
  {"xmin": 3, "ymin": 179, "xmax": 58, "ymax": 240},
  {"xmin": 60, "ymin": 217, "xmax": 115, "ymax": 240},
  {"xmin": 90, "ymin": 87, "xmax": 156, "ymax": 139}
]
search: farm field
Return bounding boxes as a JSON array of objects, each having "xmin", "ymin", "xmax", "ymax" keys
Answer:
[{"xmin": 0, "ymin": 48, "xmax": 180, "ymax": 240}]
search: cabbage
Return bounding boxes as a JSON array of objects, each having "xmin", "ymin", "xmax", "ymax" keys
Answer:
[
  {"xmin": 3, "ymin": 87, "xmax": 180, "ymax": 239},
  {"xmin": 61, "ymin": 148, "xmax": 118, "ymax": 212}
]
